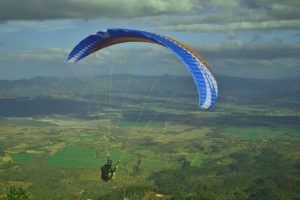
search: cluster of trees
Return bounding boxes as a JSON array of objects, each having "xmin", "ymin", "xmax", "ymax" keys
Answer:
[
  {"xmin": 150, "ymin": 148, "xmax": 299, "ymax": 200},
  {"xmin": 6, "ymin": 186, "xmax": 30, "ymax": 200}
]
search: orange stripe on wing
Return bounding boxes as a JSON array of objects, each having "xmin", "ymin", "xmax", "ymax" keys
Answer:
[
  {"xmin": 89, "ymin": 36, "xmax": 160, "ymax": 54},
  {"xmin": 88, "ymin": 33, "xmax": 209, "ymax": 70},
  {"xmin": 159, "ymin": 34, "xmax": 210, "ymax": 69}
]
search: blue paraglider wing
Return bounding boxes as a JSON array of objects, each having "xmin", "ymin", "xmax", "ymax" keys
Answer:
[{"xmin": 68, "ymin": 28, "xmax": 218, "ymax": 109}]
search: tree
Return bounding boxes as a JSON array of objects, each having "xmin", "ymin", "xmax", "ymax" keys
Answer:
[{"xmin": 7, "ymin": 186, "xmax": 30, "ymax": 200}]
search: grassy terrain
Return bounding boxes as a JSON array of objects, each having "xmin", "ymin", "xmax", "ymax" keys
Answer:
[
  {"xmin": 223, "ymin": 126, "xmax": 300, "ymax": 140},
  {"xmin": 223, "ymin": 127, "xmax": 280, "ymax": 140},
  {"xmin": 186, "ymin": 152, "xmax": 208, "ymax": 167},
  {"xmin": 45, "ymin": 143, "xmax": 103, "ymax": 168},
  {"xmin": 11, "ymin": 153, "xmax": 37, "ymax": 164},
  {"xmin": 140, "ymin": 153, "xmax": 166, "ymax": 169},
  {"xmin": 107, "ymin": 149, "xmax": 136, "ymax": 164},
  {"xmin": 118, "ymin": 120, "xmax": 164, "ymax": 128},
  {"xmin": 0, "ymin": 75, "xmax": 299, "ymax": 199}
]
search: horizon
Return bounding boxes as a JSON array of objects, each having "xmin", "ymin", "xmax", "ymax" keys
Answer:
[{"xmin": 1, "ymin": 72, "xmax": 300, "ymax": 81}]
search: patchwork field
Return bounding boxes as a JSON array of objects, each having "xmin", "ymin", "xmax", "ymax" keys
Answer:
[{"xmin": 0, "ymin": 75, "xmax": 299, "ymax": 199}]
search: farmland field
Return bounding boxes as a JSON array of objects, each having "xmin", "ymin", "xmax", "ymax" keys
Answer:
[{"xmin": 0, "ymin": 75, "xmax": 299, "ymax": 199}]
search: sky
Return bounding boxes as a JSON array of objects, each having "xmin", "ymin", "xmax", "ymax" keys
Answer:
[{"xmin": 0, "ymin": 0, "xmax": 299, "ymax": 80}]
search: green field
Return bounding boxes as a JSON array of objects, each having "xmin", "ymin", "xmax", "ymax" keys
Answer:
[
  {"xmin": 106, "ymin": 149, "xmax": 136, "ymax": 164},
  {"xmin": 45, "ymin": 143, "xmax": 136, "ymax": 168},
  {"xmin": 186, "ymin": 152, "xmax": 208, "ymax": 167},
  {"xmin": 118, "ymin": 120, "xmax": 164, "ymax": 128},
  {"xmin": 223, "ymin": 127, "xmax": 283, "ymax": 140},
  {"xmin": 45, "ymin": 144, "xmax": 103, "ymax": 168},
  {"xmin": 141, "ymin": 154, "xmax": 166, "ymax": 169},
  {"xmin": 11, "ymin": 152, "xmax": 37, "ymax": 164}
]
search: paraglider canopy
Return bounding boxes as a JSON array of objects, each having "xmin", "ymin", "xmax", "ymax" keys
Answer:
[{"xmin": 68, "ymin": 28, "xmax": 218, "ymax": 109}]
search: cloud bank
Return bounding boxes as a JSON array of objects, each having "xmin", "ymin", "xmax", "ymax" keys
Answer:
[{"xmin": 0, "ymin": 0, "xmax": 200, "ymax": 20}]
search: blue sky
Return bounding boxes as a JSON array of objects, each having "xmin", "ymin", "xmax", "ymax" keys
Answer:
[{"xmin": 0, "ymin": 0, "xmax": 299, "ymax": 79}]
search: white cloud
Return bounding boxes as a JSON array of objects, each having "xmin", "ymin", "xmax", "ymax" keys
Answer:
[
  {"xmin": 0, "ymin": 0, "xmax": 201, "ymax": 21},
  {"xmin": 0, "ymin": 48, "xmax": 69, "ymax": 61},
  {"xmin": 0, "ymin": 20, "xmax": 75, "ymax": 35},
  {"xmin": 160, "ymin": 19, "xmax": 300, "ymax": 32},
  {"xmin": 1, "ymin": 40, "xmax": 300, "ymax": 80},
  {"xmin": 214, "ymin": 58, "xmax": 300, "ymax": 79},
  {"xmin": 1, "ymin": 0, "xmax": 299, "ymax": 34},
  {"xmin": 202, "ymin": 0, "xmax": 238, "ymax": 9}
]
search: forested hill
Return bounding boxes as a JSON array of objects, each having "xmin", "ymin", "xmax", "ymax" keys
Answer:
[{"xmin": 0, "ymin": 74, "xmax": 299, "ymax": 100}]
